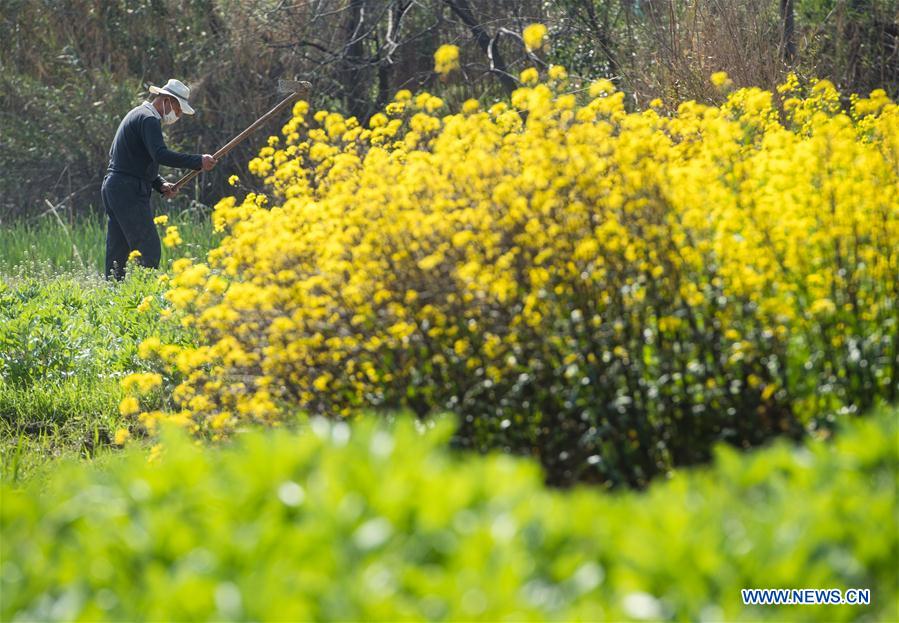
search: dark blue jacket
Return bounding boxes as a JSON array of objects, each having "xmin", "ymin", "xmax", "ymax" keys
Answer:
[{"xmin": 106, "ymin": 102, "xmax": 202, "ymax": 192}]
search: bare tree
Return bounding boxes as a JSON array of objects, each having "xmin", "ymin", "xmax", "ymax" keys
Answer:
[
  {"xmin": 443, "ymin": 0, "xmax": 518, "ymax": 95},
  {"xmin": 780, "ymin": 0, "xmax": 795, "ymax": 64}
]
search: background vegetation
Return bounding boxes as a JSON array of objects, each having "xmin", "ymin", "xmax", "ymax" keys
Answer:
[{"xmin": 2, "ymin": 0, "xmax": 896, "ymax": 220}]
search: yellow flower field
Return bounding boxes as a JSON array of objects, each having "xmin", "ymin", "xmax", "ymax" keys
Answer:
[{"xmin": 129, "ymin": 68, "xmax": 897, "ymax": 486}]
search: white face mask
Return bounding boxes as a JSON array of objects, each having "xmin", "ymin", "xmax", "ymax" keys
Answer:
[{"xmin": 162, "ymin": 99, "xmax": 179, "ymax": 126}]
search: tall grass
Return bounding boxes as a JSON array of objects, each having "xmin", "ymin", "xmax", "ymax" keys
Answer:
[{"xmin": 0, "ymin": 208, "xmax": 219, "ymax": 277}]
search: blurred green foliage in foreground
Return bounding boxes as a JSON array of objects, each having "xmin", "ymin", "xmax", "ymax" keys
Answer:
[{"xmin": 2, "ymin": 406, "xmax": 896, "ymax": 622}]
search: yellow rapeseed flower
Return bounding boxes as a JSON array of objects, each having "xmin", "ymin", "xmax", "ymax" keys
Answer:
[
  {"xmin": 119, "ymin": 396, "xmax": 139, "ymax": 417},
  {"xmin": 548, "ymin": 65, "xmax": 567, "ymax": 81},
  {"xmin": 711, "ymin": 71, "xmax": 733, "ymax": 89},
  {"xmin": 162, "ymin": 225, "xmax": 182, "ymax": 248},
  {"xmin": 520, "ymin": 68, "xmax": 539, "ymax": 85},
  {"xmin": 113, "ymin": 428, "xmax": 130, "ymax": 446},
  {"xmin": 522, "ymin": 23, "xmax": 548, "ymax": 52},
  {"xmin": 434, "ymin": 44, "xmax": 460, "ymax": 75},
  {"xmin": 122, "ymin": 372, "xmax": 163, "ymax": 394},
  {"xmin": 148, "ymin": 443, "xmax": 164, "ymax": 463}
]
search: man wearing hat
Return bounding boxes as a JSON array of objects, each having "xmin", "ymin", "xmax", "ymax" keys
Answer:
[{"xmin": 102, "ymin": 78, "xmax": 217, "ymax": 280}]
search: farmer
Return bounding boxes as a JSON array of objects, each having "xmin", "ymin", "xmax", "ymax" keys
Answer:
[{"xmin": 102, "ymin": 78, "xmax": 217, "ymax": 280}]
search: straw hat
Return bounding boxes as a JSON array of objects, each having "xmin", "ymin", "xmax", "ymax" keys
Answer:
[{"xmin": 148, "ymin": 79, "xmax": 195, "ymax": 115}]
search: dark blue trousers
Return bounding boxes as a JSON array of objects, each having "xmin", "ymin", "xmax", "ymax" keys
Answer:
[{"xmin": 101, "ymin": 173, "xmax": 161, "ymax": 280}]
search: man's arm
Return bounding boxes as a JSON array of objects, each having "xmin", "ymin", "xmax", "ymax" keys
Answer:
[{"xmin": 141, "ymin": 116, "xmax": 203, "ymax": 170}]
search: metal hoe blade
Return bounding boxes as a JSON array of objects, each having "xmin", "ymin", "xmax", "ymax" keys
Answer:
[{"xmin": 278, "ymin": 79, "xmax": 312, "ymax": 95}]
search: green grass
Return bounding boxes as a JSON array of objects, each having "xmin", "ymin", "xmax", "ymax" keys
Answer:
[
  {"xmin": 0, "ymin": 208, "xmax": 217, "ymax": 480},
  {"xmin": 0, "ymin": 378, "xmax": 120, "ymax": 479},
  {"xmin": 0, "ymin": 264, "xmax": 197, "ymax": 482},
  {"xmin": 0, "ymin": 208, "xmax": 219, "ymax": 276}
]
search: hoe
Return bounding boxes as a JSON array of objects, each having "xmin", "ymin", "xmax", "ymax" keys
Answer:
[{"xmin": 172, "ymin": 79, "xmax": 312, "ymax": 193}]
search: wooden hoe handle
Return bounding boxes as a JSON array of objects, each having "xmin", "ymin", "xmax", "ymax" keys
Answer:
[{"xmin": 172, "ymin": 86, "xmax": 308, "ymax": 193}]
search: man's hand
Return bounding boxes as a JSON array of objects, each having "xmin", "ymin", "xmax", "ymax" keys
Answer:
[
  {"xmin": 201, "ymin": 154, "xmax": 218, "ymax": 171},
  {"xmin": 161, "ymin": 182, "xmax": 178, "ymax": 199}
]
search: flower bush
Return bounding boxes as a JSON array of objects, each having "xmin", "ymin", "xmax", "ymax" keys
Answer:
[{"xmin": 132, "ymin": 68, "xmax": 898, "ymax": 486}]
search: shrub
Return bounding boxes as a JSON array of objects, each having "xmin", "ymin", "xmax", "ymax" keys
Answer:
[
  {"xmin": 136, "ymin": 70, "xmax": 898, "ymax": 486},
  {"xmin": 1, "ymin": 407, "xmax": 896, "ymax": 621}
]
